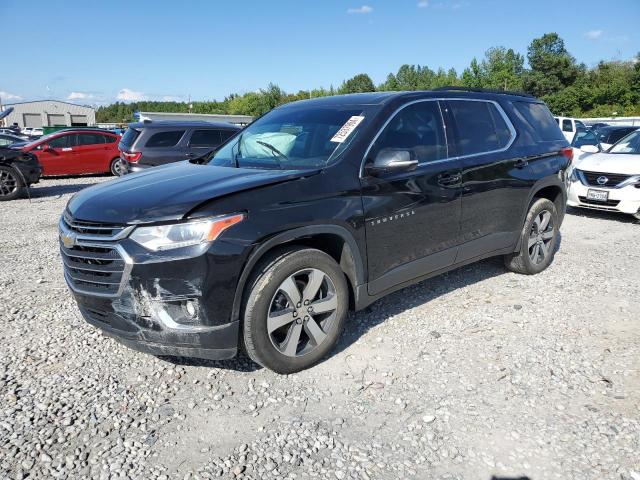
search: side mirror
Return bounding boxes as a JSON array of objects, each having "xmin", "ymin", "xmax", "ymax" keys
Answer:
[
  {"xmin": 366, "ymin": 149, "xmax": 418, "ymax": 176},
  {"xmin": 580, "ymin": 145, "xmax": 599, "ymax": 154}
]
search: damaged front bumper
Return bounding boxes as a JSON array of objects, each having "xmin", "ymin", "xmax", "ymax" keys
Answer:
[{"xmin": 59, "ymin": 215, "xmax": 244, "ymax": 360}]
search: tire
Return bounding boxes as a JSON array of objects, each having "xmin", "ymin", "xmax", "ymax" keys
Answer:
[
  {"xmin": 242, "ymin": 247, "xmax": 349, "ymax": 374},
  {"xmin": 0, "ymin": 165, "xmax": 25, "ymax": 201},
  {"xmin": 110, "ymin": 157, "xmax": 125, "ymax": 176},
  {"xmin": 504, "ymin": 198, "xmax": 559, "ymax": 275}
]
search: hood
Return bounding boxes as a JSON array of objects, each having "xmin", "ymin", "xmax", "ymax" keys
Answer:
[
  {"xmin": 67, "ymin": 162, "xmax": 319, "ymax": 224},
  {"xmin": 576, "ymin": 152, "xmax": 640, "ymax": 176}
]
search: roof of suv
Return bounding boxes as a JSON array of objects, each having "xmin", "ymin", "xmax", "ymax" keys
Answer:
[
  {"xmin": 128, "ymin": 121, "xmax": 242, "ymax": 130},
  {"xmin": 281, "ymin": 88, "xmax": 540, "ymax": 109}
]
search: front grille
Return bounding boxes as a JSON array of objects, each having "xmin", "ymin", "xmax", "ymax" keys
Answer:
[
  {"xmin": 60, "ymin": 243, "xmax": 128, "ymax": 296},
  {"xmin": 580, "ymin": 170, "xmax": 631, "ymax": 188},
  {"xmin": 62, "ymin": 211, "xmax": 127, "ymax": 238},
  {"xmin": 578, "ymin": 196, "xmax": 621, "ymax": 207}
]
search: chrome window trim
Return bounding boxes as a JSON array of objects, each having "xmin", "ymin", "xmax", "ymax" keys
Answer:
[{"xmin": 360, "ymin": 97, "xmax": 517, "ymax": 178}]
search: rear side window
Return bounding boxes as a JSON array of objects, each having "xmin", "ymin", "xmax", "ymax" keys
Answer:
[
  {"xmin": 104, "ymin": 135, "xmax": 117, "ymax": 144},
  {"xmin": 562, "ymin": 119, "xmax": 572, "ymax": 132},
  {"xmin": 447, "ymin": 100, "xmax": 513, "ymax": 156},
  {"xmin": 76, "ymin": 133, "xmax": 105, "ymax": 146},
  {"xmin": 512, "ymin": 102, "xmax": 565, "ymax": 143},
  {"xmin": 145, "ymin": 130, "xmax": 185, "ymax": 148},
  {"xmin": 120, "ymin": 128, "xmax": 140, "ymax": 148},
  {"xmin": 189, "ymin": 129, "xmax": 222, "ymax": 147}
]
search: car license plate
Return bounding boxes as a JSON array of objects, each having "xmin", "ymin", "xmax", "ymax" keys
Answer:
[{"xmin": 586, "ymin": 189, "xmax": 609, "ymax": 202}]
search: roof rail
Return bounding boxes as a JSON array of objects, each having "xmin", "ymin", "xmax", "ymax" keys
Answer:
[{"xmin": 432, "ymin": 86, "xmax": 535, "ymax": 99}]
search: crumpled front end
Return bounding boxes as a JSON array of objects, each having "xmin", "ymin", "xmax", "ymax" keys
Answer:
[{"xmin": 59, "ymin": 212, "xmax": 244, "ymax": 360}]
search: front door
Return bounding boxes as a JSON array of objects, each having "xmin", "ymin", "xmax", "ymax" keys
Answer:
[
  {"xmin": 34, "ymin": 133, "xmax": 76, "ymax": 175},
  {"xmin": 361, "ymin": 100, "xmax": 462, "ymax": 296}
]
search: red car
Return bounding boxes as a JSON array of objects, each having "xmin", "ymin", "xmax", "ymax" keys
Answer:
[{"xmin": 19, "ymin": 129, "xmax": 123, "ymax": 176}]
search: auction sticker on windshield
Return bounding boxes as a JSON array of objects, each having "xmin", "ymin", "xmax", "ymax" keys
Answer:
[{"xmin": 331, "ymin": 116, "xmax": 365, "ymax": 143}]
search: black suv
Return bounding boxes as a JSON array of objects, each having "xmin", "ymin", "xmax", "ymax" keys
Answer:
[
  {"xmin": 119, "ymin": 121, "xmax": 241, "ymax": 173},
  {"xmin": 60, "ymin": 89, "xmax": 571, "ymax": 373}
]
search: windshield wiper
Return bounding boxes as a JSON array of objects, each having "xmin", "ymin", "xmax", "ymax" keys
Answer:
[{"xmin": 256, "ymin": 140, "xmax": 287, "ymax": 169}]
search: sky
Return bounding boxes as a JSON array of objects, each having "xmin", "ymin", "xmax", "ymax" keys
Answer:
[{"xmin": 1, "ymin": 0, "xmax": 638, "ymax": 106}]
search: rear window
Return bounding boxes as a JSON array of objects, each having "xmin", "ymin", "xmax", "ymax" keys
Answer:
[
  {"xmin": 145, "ymin": 130, "xmax": 185, "ymax": 148},
  {"xmin": 120, "ymin": 128, "xmax": 140, "ymax": 148},
  {"xmin": 189, "ymin": 129, "xmax": 222, "ymax": 147},
  {"xmin": 513, "ymin": 102, "xmax": 565, "ymax": 143},
  {"xmin": 447, "ymin": 100, "xmax": 513, "ymax": 156}
]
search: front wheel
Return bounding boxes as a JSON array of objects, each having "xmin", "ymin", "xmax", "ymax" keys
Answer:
[
  {"xmin": 110, "ymin": 157, "xmax": 125, "ymax": 176},
  {"xmin": 504, "ymin": 198, "xmax": 559, "ymax": 275},
  {"xmin": 0, "ymin": 165, "xmax": 26, "ymax": 201},
  {"xmin": 242, "ymin": 247, "xmax": 348, "ymax": 374}
]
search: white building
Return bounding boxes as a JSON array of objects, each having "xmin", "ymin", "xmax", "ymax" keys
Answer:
[
  {"xmin": 137, "ymin": 111, "xmax": 253, "ymax": 126},
  {"xmin": 0, "ymin": 100, "xmax": 96, "ymax": 128}
]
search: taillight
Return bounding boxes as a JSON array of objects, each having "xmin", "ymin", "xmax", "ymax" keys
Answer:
[
  {"xmin": 121, "ymin": 151, "xmax": 141, "ymax": 163},
  {"xmin": 561, "ymin": 146, "xmax": 574, "ymax": 165}
]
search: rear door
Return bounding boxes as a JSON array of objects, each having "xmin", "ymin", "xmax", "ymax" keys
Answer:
[
  {"xmin": 73, "ymin": 133, "xmax": 108, "ymax": 173},
  {"xmin": 361, "ymin": 100, "xmax": 462, "ymax": 295},
  {"xmin": 444, "ymin": 99, "xmax": 520, "ymax": 262},
  {"xmin": 33, "ymin": 133, "xmax": 77, "ymax": 175},
  {"xmin": 185, "ymin": 129, "xmax": 222, "ymax": 160},
  {"xmin": 140, "ymin": 129, "xmax": 186, "ymax": 166}
]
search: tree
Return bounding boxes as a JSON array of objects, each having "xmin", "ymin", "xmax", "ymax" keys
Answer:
[
  {"xmin": 339, "ymin": 74, "xmax": 375, "ymax": 94},
  {"xmin": 523, "ymin": 33, "xmax": 580, "ymax": 97}
]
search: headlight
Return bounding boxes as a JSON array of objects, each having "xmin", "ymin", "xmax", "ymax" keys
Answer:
[{"xmin": 130, "ymin": 213, "xmax": 244, "ymax": 251}]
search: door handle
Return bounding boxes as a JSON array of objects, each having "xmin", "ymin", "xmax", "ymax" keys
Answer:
[
  {"xmin": 515, "ymin": 159, "xmax": 528, "ymax": 168},
  {"xmin": 437, "ymin": 172, "xmax": 461, "ymax": 187}
]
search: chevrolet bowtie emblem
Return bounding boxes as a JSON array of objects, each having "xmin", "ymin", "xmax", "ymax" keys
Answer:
[{"xmin": 61, "ymin": 232, "xmax": 76, "ymax": 249}]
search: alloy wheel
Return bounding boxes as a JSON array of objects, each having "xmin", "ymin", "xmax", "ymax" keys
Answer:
[
  {"xmin": 528, "ymin": 209, "xmax": 554, "ymax": 265},
  {"xmin": 111, "ymin": 159, "xmax": 125, "ymax": 176},
  {"xmin": 267, "ymin": 268, "xmax": 338, "ymax": 357},
  {"xmin": 0, "ymin": 170, "xmax": 18, "ymax": 197}
]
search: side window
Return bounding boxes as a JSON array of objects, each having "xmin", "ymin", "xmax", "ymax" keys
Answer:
[
  {"xmin": 572, "ymin": 130, "xmax": 598, "ymax": 148},
  {"xmin": 103, "ymin": 135, "xmax": 117, "ymax": 144},
  {"xmin": 220, "ymin": 130, "xmax": 237, "ymax": 142},
  {"xmin": 562, "ymin": 119, "xmax": 573, "ymax": 132},
  {"xmin": 48, "ymin": 134, "xmax": 74, "ymax": 149},
  {"xmin": 0, "ymin": 138, "xmax": 11, "ymax": 146},
  {"xmin": 447, "ymin": 100, "xmax": 513, "ymax": 156},
  {"xmin": 575, "ymin": 120, "xmax": 586, "ymax": 130},
  {"xmin": 512, "ymin": 102, "xmax": 566, "ymax": 143},
  {"xmin": 145, "ymin": 130, "xmax": 185, "ymax": 148},
  {"xmin": 76, "ymin": 133, "xmax": 105, "ymax": 146},
  {"xmin": 370, "ymin": 101, "xmax": 446, "ymax": 164},
  {"xmin": 188, "ymin": 129, "xmax": 222, "ymax": 147}
]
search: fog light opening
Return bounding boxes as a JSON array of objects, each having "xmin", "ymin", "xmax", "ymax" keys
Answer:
[{"xmin": 183, "ymin": 300, "xmax": 198, "ymax": 319}]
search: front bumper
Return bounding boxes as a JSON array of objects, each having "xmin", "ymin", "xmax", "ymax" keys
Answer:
[
  {"xmin": 12, "ymin": 156, "xmax": 42, "ymax": 184},
  {"xmin": 567, "ymin": 179, "xmax": 640, "ymax": 215},
  {"xmin": 59, "ymin": 216, "xmax": 246, "ymax": 360}
]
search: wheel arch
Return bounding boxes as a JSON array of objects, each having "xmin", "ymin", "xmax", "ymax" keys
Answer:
[{"xmin": 231, "ymin": 225, "xmax": 365, "ymax": 323}]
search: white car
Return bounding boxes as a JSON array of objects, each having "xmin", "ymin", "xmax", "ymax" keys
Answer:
[
  {"xmin": 554, "ymin": 116, "xmax": 587, "ymax": 142},
  {"xmin": 567, "ymin": 129, "xmax": 640, "ymax": 220}
]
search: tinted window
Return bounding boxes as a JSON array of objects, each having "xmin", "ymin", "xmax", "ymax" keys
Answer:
[
  {"xmin": 448, "ymin": 100, "xmax": 512, "ymax": 156},
  {"xmin": 220, "ymin": 129, "xmax": 237, "ymax": 142},
  {"xmin": 609, "ymin": 128, "xmax": 636, "ymax": 144},
  {"xmin": 48, "ymin": 134, "xmax": 75, "ymax": 149},
  {"xmin": 145, "ymin": 130, "xmax": 185, "ymax": 148},
  {"xmin": 104, "ymin": 135, "xmax": 117, "ymax": 144},
  {"xmin": 562, "ymin": 119, "xmax": 572, "ymax": 132},
  {"xmin": 512, "ymin": 102, "xmax": 565, "ymax": 142},
  {"xmin": 120, "ymin": 128, "xmax": 140, "ymax": 148},
  {"xmin": 575, "ymin": 120, "xmax": 586, "ymax": 129},
  {"xmin": 371, "ymin": 101, "xmax": 446, "ymax": 163},
  {"xmin": 76, "ymin": 133, "xmax": 105, "ymax": 146},
  {"xmin": 571, "ymin": 129, "xmax": 599, "ymax": 148},
  {"xmin": 189, "ymin": 129, "xmax": 222, "ymax": 147}
]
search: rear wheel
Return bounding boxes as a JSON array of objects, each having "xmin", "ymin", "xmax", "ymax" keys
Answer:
[
  {"xmin": 242, "ymin": 247, "xmax": 348, "ymax": 374},
  {"xmin": 504, "ymin": 198, "xmax": 559, "ymax": 275},
  {"xmin": 0, "ymin": 165, "xmax": 25, "ymax": 201},
  {"xmin": 110, "ymin": 157, "xmax": 125, "ymax": 176}
]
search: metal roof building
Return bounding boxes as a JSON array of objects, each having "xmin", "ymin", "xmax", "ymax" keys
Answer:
[
  {"xmin": 137, "ymin": 111, "xmax": 253, "ymax": 126},
  {"xmin": 0, "ymin": 100, "xmax": 96, "ymax": 128}
]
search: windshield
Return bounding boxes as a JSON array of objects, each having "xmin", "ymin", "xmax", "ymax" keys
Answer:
[
  {"xmin": 210, "ymin": 105, "xmax": 371, "ymax": 169},
  {"xmin": 608, "ymin": 130, "xmax": 640, "ymax": 154}
]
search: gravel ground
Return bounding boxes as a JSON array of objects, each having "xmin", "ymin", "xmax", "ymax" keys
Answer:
[{"xmin": 1, "ymin": 176, "xmax": 639, "ymax": 480}]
